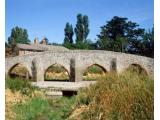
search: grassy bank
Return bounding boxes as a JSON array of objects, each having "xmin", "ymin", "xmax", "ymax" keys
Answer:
[
  {"xmin": 6, "ymin": 69, "xmax": 154, "ymax": 120},
  {"xmin": 5, "ymin": 77, "xmax": 76, "ymax": 120}
]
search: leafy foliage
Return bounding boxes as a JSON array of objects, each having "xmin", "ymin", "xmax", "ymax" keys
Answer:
[
  {"xmin": 62, "ymin": 15, "xmax": 153, "ymax": 58},
  {"xmin": 63, "ymin": 22, "xmax": 74, "ymax": 49},
  {"xmin": 8, "ymin": 26, "xmax": 30, "ymax": 45},
  {"xmin": 7, "ymin": 26, "xmax": 30, "ymax": 56},
  {"xmin": 74, "ymin": 14, "xmax": 89, "ymax": 43},
  {"xmin": 97, "ymin": 16, "xmax": 145, "ymax": 53}
]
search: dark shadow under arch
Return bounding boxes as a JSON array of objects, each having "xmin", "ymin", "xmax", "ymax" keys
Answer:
[
  {"xmin": 8, "ymin": 63, "xmax": 31, "ymax": 79},
  {"xmin": 44, "ymin": 64, "xmax": 70, "ymax": 81}
]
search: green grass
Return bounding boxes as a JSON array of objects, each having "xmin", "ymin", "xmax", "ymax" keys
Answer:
[
  {"xmin": 76, "ymin": 70, "xmax": 154, "ymax": 120},
  {"xmin": 5, "ymin": 77, "xmax": 38, "ymax": 96},
  {"xmin": 14, "ymin": 96, "xmax": 76, "ymax": 120}
]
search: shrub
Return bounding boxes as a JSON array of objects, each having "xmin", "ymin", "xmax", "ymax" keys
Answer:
[{"xmin": 5, "ymin": 77, "xmax": 37, "ymax": 95}]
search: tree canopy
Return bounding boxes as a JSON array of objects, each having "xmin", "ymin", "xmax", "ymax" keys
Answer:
[
  {"xmin": 63, "ymin": 22, "xmax": 74, "ymax": 48},
  {"xmin": 6, "ymin": 26, "xmax": 30, "ymax": 56},
  {"xmin": 8, "ymin": 26, "xmax": 30, "ymax": 46},
  {"xmin": 62, "ymin": 15, "xmax": 153, "ymax": 58},
  {"xmin": 96, "ymin": 16, "xmax": 145, "ymax": 52},
  {"xmin": 6, "ymin": 16, "xmax": 153, "ymax": 58},
  {"xmin": 74, "ymin": 14, "xmax": 90, "ymax": 43}
]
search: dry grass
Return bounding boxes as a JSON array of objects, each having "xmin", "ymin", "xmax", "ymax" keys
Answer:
[
  {"xmin": 10, "ymin": 64, "xmax": 29, "ymax": 76},
  {"xmin": 5, "ymin": 89, "xmax": 28, "ymax": 120},
  {"xmin": 45, "ymin": 71, "xmax": 69, "ymax": 80},
  {"xmin": 74, "ymin": 70, "xmax": 154, "ymax": 120},
  {"xmin": 83, "ymin": 73, "xmax": 107, "ymax": 81},
  {"xmin": 5, "ymin": 88, "xmax": 46, "ymax": 120}
]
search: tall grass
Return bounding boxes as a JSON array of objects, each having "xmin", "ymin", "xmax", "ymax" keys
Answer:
[{"xmin": 75, "ymin": 70, "xmax": 154, "ymax": 120}]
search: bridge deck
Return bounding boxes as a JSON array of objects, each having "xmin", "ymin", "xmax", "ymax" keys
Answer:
[{"xmin": 32, "ymin": 81, "xmax": 96, "ymax": 91}]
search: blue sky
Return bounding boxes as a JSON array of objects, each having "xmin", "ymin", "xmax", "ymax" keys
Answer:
[{"xmin": 6, "ymin": 0, "xmax": 153, "ymax": 44}]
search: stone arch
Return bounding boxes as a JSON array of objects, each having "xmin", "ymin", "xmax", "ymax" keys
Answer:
[
  {"xmin": 126, "ymin": 63, "xmax": 148, "ymax": 75},
  {"xmin": 44, "ymin": 63, "xmax": 70, "ymax": 81},
  {"xmin": 82, "ymin": 63, "xmax": 107, "ymax": 81},
  {"xmin": 83, "ymin": 63, "xmax": 107, "ymax": 73},
  {"xmin": 8, "ymin": 63, "xmax": 32, "ymax": 79}
]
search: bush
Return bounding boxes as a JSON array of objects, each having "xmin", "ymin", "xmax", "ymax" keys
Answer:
[
  {"xmin": 5, "ymin": 77, "xmax": 37, "ymax": 95},
  {"xmin": 76, "ymin": 71, "xmax": 154, "ymax": 120}
]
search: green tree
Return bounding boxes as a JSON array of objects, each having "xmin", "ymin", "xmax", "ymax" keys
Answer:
[
  {"xmin": 74, "ymin": 14, "xmax": 90, "ymax": 43},
  {"xmin": 5, "ymin": 42, "xmax": 9, "ymax": 48},
  {"xmin": 83, "ymin": 15, "xmax": 89, "ymax": 41},
  {"xmin": 97, "ymin": 16, "xmax": 144, "ymax": 52},
  {"xmin": 63, "ymin": 22, "xmax": 74, "ymax": 48},
  {"xmin": 75, "ymin": 39, "xmax": 93, "ymax": 50},
  {"xmin": 7, "ymin": 26, "xmax": 30, "ymax": 55},
  {"xmin": 141, "ymin": 27, "xmax": 154, "ymax": 57},
  {"xmin": 8, "ymin": 26, "xmax": 30, "ymax": 45}
]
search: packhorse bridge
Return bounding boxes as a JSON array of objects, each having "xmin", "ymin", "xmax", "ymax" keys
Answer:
[{"xmin": 5, "ymin": 50, "xmax": 154, "ymax": 95}]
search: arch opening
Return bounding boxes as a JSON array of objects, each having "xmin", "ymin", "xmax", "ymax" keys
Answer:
[
  {"xmin": 44, "ymin": 64, "xmax": 69, "ymax": 81},
  {"xmin": 126, "ymin": 64, "xmax": 148, "ymax": 75},
  {"xmin": 83, "ymin": 64, "xmax": 107, "ymax": 81},
  {"xmin": 8, "ymin": 63, "xmax": 31, "ymax": 79}
]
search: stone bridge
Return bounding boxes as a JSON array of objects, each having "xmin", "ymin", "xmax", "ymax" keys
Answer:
[{"xmin": 5, "ymin": 50, "xmax": 154, "ymax": 82}]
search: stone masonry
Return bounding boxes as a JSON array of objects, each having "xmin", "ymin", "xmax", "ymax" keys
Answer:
[{"xmin": 5, "ymin": 50, "xmax": 154, "ymax": 82}]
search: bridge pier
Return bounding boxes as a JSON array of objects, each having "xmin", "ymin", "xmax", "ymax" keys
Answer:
[
  {"xmin": 32, "ymin": 58, "xmax": 44, "ymax": 82},
  {"xmin": 70, "ymin": 58, "xmax": 83, "ymax": 82},
  {"xmin": 70, "ymin": 58, "xmax": 75, "ymax": 82},
  {"xmin": 75, "ymin": 68, "xmax": 83, "ymax": 82},
  {"xmin": 74, "ymin": 57, "xmax": 83, "ymax": 82}
]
